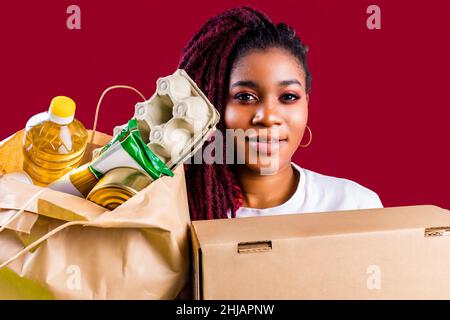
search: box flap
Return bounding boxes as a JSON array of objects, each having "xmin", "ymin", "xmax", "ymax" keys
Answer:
[{"xmin": 191, "ymin": 205, "xmax": 450, "ymax": 246}]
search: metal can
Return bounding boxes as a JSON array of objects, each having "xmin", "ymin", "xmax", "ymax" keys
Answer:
[
  {"xmin": 69, "ymin": 163, "xmax": 99, "ymax": 197},
  {"xmin": 87, "ymin": 167, "xmax": 153, "ymax": 210}
]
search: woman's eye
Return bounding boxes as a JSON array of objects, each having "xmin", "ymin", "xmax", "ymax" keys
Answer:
[
  {"xmin": 235, "ymin": 93, "xmax": 258, "ymax": 103},
  {"xmin": 281, "ymin": 93, "xmax": 300, "ymax": 102}
]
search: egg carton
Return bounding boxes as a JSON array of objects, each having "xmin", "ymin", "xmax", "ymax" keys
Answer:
[{"xmin": 113, "ymin": 69, "xmax": 220, "ymax": 171}]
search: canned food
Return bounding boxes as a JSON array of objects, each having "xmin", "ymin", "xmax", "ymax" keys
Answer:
[
  {"xmin": 87, "ymin": 167, "xmax": 153, "ymax": 210},
  {"xmin": 69, "ymin": 163, "xmax": 99, "ymax": 197}
]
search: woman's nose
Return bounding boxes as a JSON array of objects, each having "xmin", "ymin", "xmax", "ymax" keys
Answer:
[{"xmin": 251, "ymin": 103, "xmax": 283, "ymax": 127}]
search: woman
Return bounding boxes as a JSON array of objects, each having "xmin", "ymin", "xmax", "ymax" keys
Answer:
[{"xmin": 178, "ymin": 6, "xmax": 382, "ymax": 221}]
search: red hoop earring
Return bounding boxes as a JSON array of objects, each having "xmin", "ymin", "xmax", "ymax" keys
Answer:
[{"xmin": 300, "ymin": 125, "xmax": 312, "ymax": 148}]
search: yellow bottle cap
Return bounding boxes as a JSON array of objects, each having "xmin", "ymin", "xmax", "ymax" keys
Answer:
[{"xmin": 49, "ymin": 96, "xmax": 76, "ymax": 118}]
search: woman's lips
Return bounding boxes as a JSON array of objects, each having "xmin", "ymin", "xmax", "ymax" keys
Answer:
[{"xmin": 245, "ymin": 136, "xmax": 288, "ymax": 155}]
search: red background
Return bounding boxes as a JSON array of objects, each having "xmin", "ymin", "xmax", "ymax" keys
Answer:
[{"xmin": 1, "ymin": 1, "xmax": 449, "ymax": 209}]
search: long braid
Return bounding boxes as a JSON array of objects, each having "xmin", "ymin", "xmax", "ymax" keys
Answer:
[{"xmin": 178, "ymin": 6, "xmax": 312, "ymax": 220}]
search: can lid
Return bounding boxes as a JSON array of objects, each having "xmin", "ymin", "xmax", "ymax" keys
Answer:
[{"xmin": 87, "ymin": 186, "xmax": 135, "ymax": 210}]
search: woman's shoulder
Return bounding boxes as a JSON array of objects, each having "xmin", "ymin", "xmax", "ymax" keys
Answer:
[{"xmin": 293, "ymin": 163, "xmax": 383, "ymax": 210}]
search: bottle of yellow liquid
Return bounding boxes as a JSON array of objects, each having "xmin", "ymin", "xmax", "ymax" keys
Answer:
[{"xmin": 22, "ymin": 96, "xmax": 88, "ymax": 186}]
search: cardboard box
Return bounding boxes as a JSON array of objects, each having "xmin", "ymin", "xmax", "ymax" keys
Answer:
[{"xmin": 190, "ymin": 205, "xmax": 450, "ymax": 299}]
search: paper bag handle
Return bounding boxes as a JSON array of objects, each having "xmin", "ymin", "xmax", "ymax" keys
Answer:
[
  {"xmin": 0, "ymin": 187, "xmax": 89, "ymax": 269},
  {"xmin": 0, "ymin": 188, "xmax": 47, "ymax": 233},
  {"xmin": 0, "ymin": 220, "xmax": 88, "ymax": 269},
  {"xmin": 89, "ymin": 85, "xmax": 147, "ymax": 145}
]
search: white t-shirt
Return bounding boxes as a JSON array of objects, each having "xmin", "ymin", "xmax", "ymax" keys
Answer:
[{"xmin": 228, "ymin": 162, "xmax": 383, "ymax": 218}]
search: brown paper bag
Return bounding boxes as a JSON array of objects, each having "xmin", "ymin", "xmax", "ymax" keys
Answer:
[{"xmin": 0, "ymin": 129, "xmax": 191, "ymax": 299}]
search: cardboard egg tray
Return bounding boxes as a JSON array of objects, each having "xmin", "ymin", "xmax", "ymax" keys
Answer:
[{"xmin": 114, "ymin": 69, "xmax": 220, "ymax": 171}]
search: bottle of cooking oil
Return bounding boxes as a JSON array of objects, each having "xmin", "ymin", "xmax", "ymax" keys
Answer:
[{"xmin": 22, "ymin": 96, "xmax": 88, "ymax": 186}]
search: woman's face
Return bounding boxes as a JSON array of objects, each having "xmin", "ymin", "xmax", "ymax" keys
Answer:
[{"xmin": 225, "ymin": 47, "xmax": 309, "ymax": 174}]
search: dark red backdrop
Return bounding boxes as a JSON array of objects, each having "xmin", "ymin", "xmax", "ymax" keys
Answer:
[{"xmin": 1, "ymin": 0, "xmax": 449, "ymax": 209}]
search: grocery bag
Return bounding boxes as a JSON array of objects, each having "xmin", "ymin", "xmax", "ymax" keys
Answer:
[{"xmin": 0, "ymin": 127, "xmax": 191, "ymax": 299}]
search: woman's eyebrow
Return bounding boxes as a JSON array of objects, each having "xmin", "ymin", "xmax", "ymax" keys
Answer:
[
  {"xmin": 279, "ymin": 79, "xmax": 302, "ymax": 87},
  {"xmin": 230, "ymin": 80, "xmax": 258, "ymax": 89},
  {"xmin": 230, "ymin": 79, "xmax": 302, "ymax": 88}
]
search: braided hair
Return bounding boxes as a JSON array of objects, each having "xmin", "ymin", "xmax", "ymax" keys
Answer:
[{"xmin": 178, "ymin": 6, "xmax": 312, "ymax": 220}]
